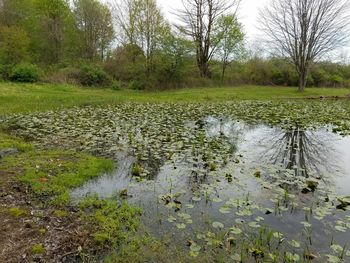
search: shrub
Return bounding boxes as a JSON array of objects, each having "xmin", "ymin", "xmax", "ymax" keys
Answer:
[
  {"xmin": 0, "ymin": 64, "xmax": 4, "ymax": 80},
  {"xmin": 78, "ymin": 65, "xmax": 113, "ymax": 87},
  {"xmin": 110, "ymin": 81, "xmax": 121, "ymax": 91},
  {"xmin": 128, "ymin": 80, "xmax": 145, "ymax": 90},
  {"xmin": 9, "ymin": 63, "xmax": 40, "ymax": 83},
  {"xmin": 43, "ymin": 66, "xmax": 81, "ymax": 85},
  {"xmin": 329, "ymin": 74, "xmax": 344, "ymax": 86}
]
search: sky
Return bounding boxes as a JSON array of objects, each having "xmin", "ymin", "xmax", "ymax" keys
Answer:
[
  {"xmin": 107, "ymin": 0, "xmax": 350, "ymax": 62},
  {"xmin": 157, "ymin": 0, "xmax": 269, "ymax": 42}
]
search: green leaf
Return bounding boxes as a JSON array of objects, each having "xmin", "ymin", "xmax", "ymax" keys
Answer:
[
  {"xmin": 326, "ymin": 254, "xmax": 341, "ymax": 263},
  {"xmin": 167, "ymin": 215, "xmax": 176, "ymax": 223},
  {"xmin": 335, "ymin": 225, "xmax": 347, "ymax": 232},
  {"xmin": 230, "ymin": 226, "xmax": 242, "ymax": 235},
  {"xmin": 288, "ymin": 240, "xmax": 301, "ymax": 248},
  {"xmin": 212, "ymin": 221, "xmax": 224, "ymax": 229},
  {"xmin": 176, "ymin": 223, "xmax": 186, "ymax": 229}
]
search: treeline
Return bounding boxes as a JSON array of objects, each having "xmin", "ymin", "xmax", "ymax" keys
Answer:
[{"xmin": 0, "ymin": 0, "xmax": 349, "ymax": 89}]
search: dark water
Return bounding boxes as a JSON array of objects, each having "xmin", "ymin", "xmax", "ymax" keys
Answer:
[{"xmin": 71, "ymin": 119, "xmax": 350, "ymax": 257}]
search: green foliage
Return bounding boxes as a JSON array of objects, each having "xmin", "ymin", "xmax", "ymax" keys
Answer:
[
  {"xmin": 77, "ymin": 64, "xmax": 113, "ymax": 87},
  {"xmin": 0, "ymin": 26, "xmax": 30, "ymax": 65},
  {"xmin": 128, "ymin": 80, "xmax": 145, "ymax": 90},
  {"xmin": 79, "ymin": 196, "xmax": 141, "ymax": 248},
  {"xmin": 106, "ymin": 44, "xmax": 146, "ymax": 82},
  {"xmin": 73, "ymin": 0, "xmax": 114, "ymax": 61},
  {"xmin": 0, "ymin": 64, "xmax": 6, "ymax": 80},
  {"xmin": 110, "ymin": 81, "xmax": 121, "ymax": 91},
  {"xmin": 214, "ymin": 14, "xmax": 245, "ymax": 80},
  {"xmin": 32, "ymin": 0, "xmax": 75, "ymax": 64},
  {"xmin": 9, "ymin": 63, "xmax": 40, "ymax": 83}
]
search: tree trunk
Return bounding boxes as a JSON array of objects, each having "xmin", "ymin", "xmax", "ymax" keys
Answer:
[
  {"xmin": 198, "ymin": 58, "xmax": 211, "ymax": 78},
  {"xmin": 298, "ymin": 68, "xmax": 308, "ymax": 92},
  {"xmin": 221, "ymin": 62, "xmax": 227, "ymax": 81}
]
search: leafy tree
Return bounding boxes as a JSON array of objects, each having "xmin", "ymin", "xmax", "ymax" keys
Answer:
[
  {"xmin": 0, "ymin": 0, "xmax": 34, "ymax": 27},
  {"xmin": 106, "ymin": 43, "xmax": 146, "ymax": 82},
  {"xmin": 154, "ymin": 34, "xmax": 194, "ymax": 85},
  {"xmin": 32, "ymin": 0, "xmax": 74, "ymax": 63},
  {"xmin": 214, "ymin": 15, "xmax": 245, "ymax": 80},
  {"xmin": 74, "ymin": 0, "xmax": 114, "ymax": 61},
  {"xmin": 0, "ymin": 26, "xmax": 30, "ymax": 65}
]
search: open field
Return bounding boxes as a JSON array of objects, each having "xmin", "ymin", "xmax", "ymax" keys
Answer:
[{"xmin": 0, "ymin": 82, "xmax": 349, "ymax": 114}]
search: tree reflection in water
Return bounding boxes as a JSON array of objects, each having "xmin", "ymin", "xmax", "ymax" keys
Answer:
[{"xmin": 262, "ymin": 127, "xmax": 339, "ymax": 178}]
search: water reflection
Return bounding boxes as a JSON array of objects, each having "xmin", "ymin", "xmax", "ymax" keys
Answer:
[
  {"xmin": 71, "ymin": 119, "xmax": 350, "ymax": 257},
  {"xmin": 258, "ymin": 127, "xmax": 339, "ymax": 179}
]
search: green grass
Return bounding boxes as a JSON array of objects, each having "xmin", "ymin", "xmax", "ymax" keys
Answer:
[
  {"xmin": 0, "ymin": 82, "xmax": 349, "ymax": 115},
  {"xmin": 0, "ymin": 139, "xmax": 114, "ymax": 206},
  {"xmin": 0, "ymin": 131, "xmax": 33, "ymax": 151}
]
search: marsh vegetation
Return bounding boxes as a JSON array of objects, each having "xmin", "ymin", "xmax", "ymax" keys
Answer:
[{"xmin": 1, "ymin": 100, "xmax": 350, "ymax": 262}]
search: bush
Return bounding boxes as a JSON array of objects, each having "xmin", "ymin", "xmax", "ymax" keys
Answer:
[
  {"xmin": 78, "ymin": 65, "xmax": 113, "ymax": 87},
  {"xmin": 9, "ymin": 63, "xmax": 40, "ymax": 83},
  {"xmin": 0, "ymin": 64, "xmax": 5, "ymax": 80},
  {"xmin": 43, "ymin": 66, "xmax": 81, "ymax": 85},
  {"xmin": 128, "ymin": 80, "xmax": 145, "ymax": 90},
  {"xmin": 110, "ymin": 81, "xmax": 121, "ymax": 91}
]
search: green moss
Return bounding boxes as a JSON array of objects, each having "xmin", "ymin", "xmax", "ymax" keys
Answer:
[
  {"xmin": 53, "ymin": 209, "xmax": 69, "ymax": 217},
  {"xmin": 7, "ymin": 207, "xmax": 28, "ymax": 217},
  {"xmin": 79, "ymin": 196, "xmax": 141, "ymax": 248},
  {"xmin": 38, "ymin": 228, "xmax": 47, "ymax": 235},
  {"xmin": 31, "ymin": 244, "xmax": 46, "ymax": 255}
]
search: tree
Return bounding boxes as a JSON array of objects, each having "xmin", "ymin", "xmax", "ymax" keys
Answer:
[
  {"xmin": 106, "ymin": 43, "xmax": 146, "ymax": 81},
  {"xmin": 74, "ymin": 0, "xmax": 114, "ymax": 61},
  {"xmin": 33, "ymin": 0, "xmax": 73, "ymax": 63},
  {"xmin": 0, "ymin": 26, "xmax": 30, "ymax": 65},
  {"xmin": 153, "ymin": 34, "xmax": 194, "ymax": 85},
  {"xmin": 112, "ymin": 0, "xmax": 170, "ymax": 75},
  {"xmin": 214, "ymin": 15, "xmax": 245, "ymax": 81},
  {"xmin": 0, "ymin": 0, "xmax": 33, "ymax": 27},
  {"xmin": 259, "ymin": 0, "xmax": 350, "ymax": 91},
  {"xmin": 176, "ymin": 0, "xmax": 241, "ymax": 78}
]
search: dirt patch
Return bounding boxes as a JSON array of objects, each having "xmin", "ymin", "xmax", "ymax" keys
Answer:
[{"xmin": 0, "ymin": 170, "xmax": 95, "ymax": 263}]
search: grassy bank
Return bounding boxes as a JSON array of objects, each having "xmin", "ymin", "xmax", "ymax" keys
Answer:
[{"xmin": 0, "ymin": 82, "xmax": 349, "ymax": 114}]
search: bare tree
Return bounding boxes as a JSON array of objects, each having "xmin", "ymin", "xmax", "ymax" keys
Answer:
[
  {"xmin": 110, "ymin": 0, "xmax": 137, "ymax": 44},
  {"xmin": 259, "ymin": 0, "xmax": 350, "ymax": 91},
  {"xmin": 176, "ymin": 0, "xmax": 240, "ymax": 78}
]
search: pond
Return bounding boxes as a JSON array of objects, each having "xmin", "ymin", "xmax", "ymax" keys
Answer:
[
  {"xmin": 69, "ymin": 118, "xmax": 350, "ymax": 261},
  {"xmin": 3, "ymin": 102, "xmax": 350, "ymax": 261}
]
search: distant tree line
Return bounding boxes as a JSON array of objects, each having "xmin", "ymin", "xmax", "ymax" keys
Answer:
[{"xmin": 0, "ymin": 0, "xmax": 349, "ymax": 90}]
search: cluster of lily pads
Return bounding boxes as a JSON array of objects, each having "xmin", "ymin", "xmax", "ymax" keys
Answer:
[
  {"xmin": 150, "ymin": 156, "xmax": 350, "ymax": 262},
  {"xmin": 1, "ymin": 100, "xmax": 350, "ymax": 261}
]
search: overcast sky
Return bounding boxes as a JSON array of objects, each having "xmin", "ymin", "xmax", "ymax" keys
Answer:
[
  {"xmin": 157, "ymin": 0, "xmax": 269, "ymax": 41},
  {"xmin": 107, "ymin": 0, "xmax": 350, "ymax": 62}
]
